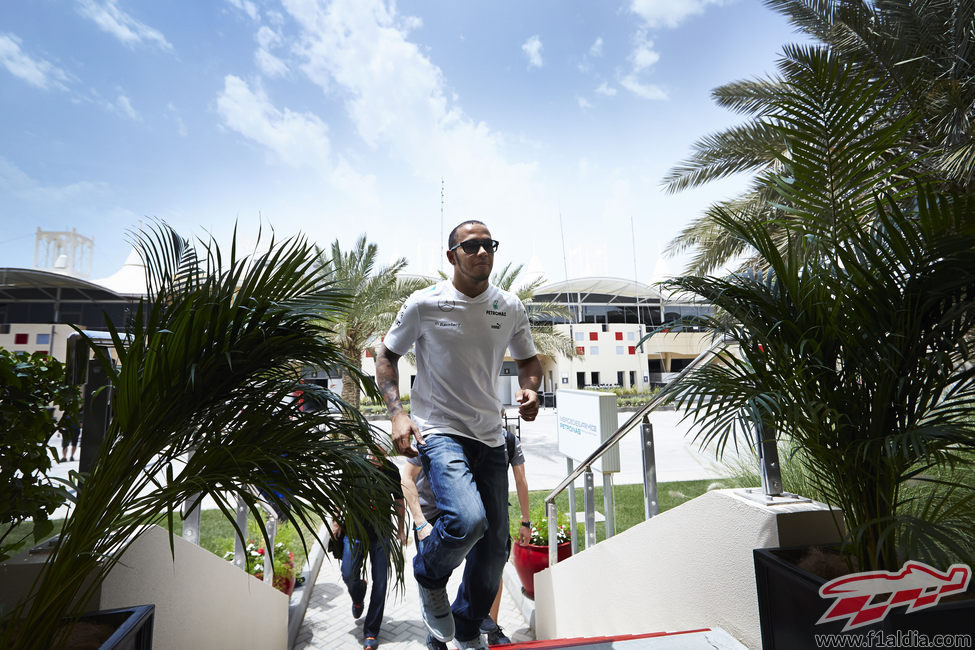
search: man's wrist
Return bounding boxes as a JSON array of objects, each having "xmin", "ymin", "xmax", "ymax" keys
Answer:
[
  {"xmin": 520, "ymin": 520, "xmax": 531, "ymax": 528},
  {"xmin": 389, "ymin": 406, "xmax": 408, "ymax": 419}
]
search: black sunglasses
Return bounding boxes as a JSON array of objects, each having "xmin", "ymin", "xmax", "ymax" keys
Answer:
[{"xmin": 450, "ymin": 238, "xmax": 499, "ymax": 254}]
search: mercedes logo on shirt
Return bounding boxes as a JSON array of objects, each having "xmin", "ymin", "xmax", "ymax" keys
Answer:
[{"xmin": 438, "ymin": 299, "xmax": 455, "ymax": 312}]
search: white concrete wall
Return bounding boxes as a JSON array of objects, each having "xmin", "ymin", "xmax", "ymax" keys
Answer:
[
  {"xmin": 533, "ymin": 489, "xmax": 843, "ymax": 649},
  {"xmin": 0, "ymin": 323, "xmax": 73, "ymax": 359},
  {"xmin": 559, "ymin": 323, "xmax": 648, "ymax": 390},
  {"xmin": 99, "ymin": 525, "xmax": 288, "ymax": 650}
]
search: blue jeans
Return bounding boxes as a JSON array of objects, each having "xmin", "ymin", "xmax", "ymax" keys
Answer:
[
  {"xmin": 341, "ymin": 534, "xmax": 390, "ymax": 639},
  {"xmin": 414, "ymin": 433, "xmax": 509, "ymax": 641}
]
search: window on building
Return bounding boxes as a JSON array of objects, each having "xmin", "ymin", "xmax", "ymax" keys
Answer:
[
  {"xmin": 575, "ymin": 331, "xmax": 584, "ymax": 342},
  {"xmin": 627, "ymin": 331, "xmax": 635, "ymax": 341},
  {"xmin": 628, "ymin": 346, "xmax": 635, "ymax": 355},
  {"xmin": 36, "ymin": 333, "xmax": 50, "ymax": 345},
  {"xmin": 648, "ymin": 358, "xmax": 664, "ymax": 372},
  {"xmin": 616, "ymin": 346, "xmax": 624, "ymax": 355},
  {"xmin": 582, "ymin": 305, "xmax": 611, "ymax": 324},
  {"xmin": 617, "ymin": 371, "xmax": 624, "ymax": 386},
  {"xmin": 14, "ymin": 333, "xmax": 28, "ymax": 345},
  {"xmin": 629, "ymin": 371, "xmax": 636, "ymax": 386},
  {"xmin": 575, "ymin": 346, "xmax": 585, "ymax": 355},
  {"xmin": 576, "ymin": 371, "xmax": 586, "ymax": 388},
  {"xmin": 590, "ymin": 346, "xmax": 599, "ymax": 355},
  {"xmin": 59, "ymin": 311, "xmax": 82, "ymax": 326},
  {"xmin": 615, "ymin": 331, "xmax": 623, "ymax": 340},
  {"xmin": 590, "ymin": 371, "xmax": 600, "ymax": 385},
  {"xmin": 589, "ymin": 331, "xmax": 598, "ymax": 341}
]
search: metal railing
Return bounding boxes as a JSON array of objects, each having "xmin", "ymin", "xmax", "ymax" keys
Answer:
[
  {"xmin": 543, "ymin": 336, "xmax": 740, "ymax": 566},
  {"xmin": 181, "ymin": 448, "xmax": 284, "ymax": 584}
]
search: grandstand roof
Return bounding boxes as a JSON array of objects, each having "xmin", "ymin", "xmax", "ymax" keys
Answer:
[
  {"xmin": 0, "ymin": 268, "xmax": 130, "ymax": 303},
  {"xmin": 535, "ymin": 276, "xmax": 664, "ymax": 301}
]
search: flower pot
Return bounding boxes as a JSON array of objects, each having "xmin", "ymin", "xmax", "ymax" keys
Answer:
[
  {"xmin": 755, "ymin": 547, "xmax": 975, "ymax": 649},
  {"xmin": 272, "ymin": 575, "xmax": 296, "ymax": 596},
  {"xmin": 511, "ymin": 541, "xmax": 571, "ymax": 599},
  {"xmin": 253, "ymin": 572, "xmax": 296, "ymax": 596}
]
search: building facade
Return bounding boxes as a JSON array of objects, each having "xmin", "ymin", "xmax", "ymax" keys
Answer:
[{"xmin": 361, "ymin": 276, "xmax": 715, "ymax": 405}]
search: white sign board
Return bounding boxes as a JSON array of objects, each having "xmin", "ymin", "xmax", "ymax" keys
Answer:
[{"xmin": 556, "ymin": 389, "xmax": 620, "ymax": 473}]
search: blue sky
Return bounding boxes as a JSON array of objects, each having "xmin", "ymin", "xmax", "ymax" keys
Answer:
[{"xmin": 1, "ymin": 0, "xmax": 799, "ymax": 285}]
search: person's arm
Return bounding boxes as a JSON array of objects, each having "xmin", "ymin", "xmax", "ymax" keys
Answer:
[
  {"xmin": 395, "ymin": 497, "xmax": 407, "ymax": 546},
  {"xmin": 400, "ymin": 462, "xmax": 426, "ymax": 525},
  {"xmin": 376, "ymin": 344, "xmax": 423, "ymax": 457},
  {"xmin": 512, "ymin": 462, "xmax": 531, "ymax": 544},
  {"xmin": 515, "ymin": 355, "xmax": 542, "ymax": 421}
]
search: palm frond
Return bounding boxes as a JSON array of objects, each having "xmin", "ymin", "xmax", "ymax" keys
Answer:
[{"xmin": 3, "ymin": 222, "xmax": 405, "ymax": 648}]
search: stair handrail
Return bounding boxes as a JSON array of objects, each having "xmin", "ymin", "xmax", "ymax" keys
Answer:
[{"xmin": 543, "ymin": 335, "xmax": 731, "ymax": 566}]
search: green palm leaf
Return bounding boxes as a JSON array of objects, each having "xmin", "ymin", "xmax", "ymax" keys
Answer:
[{"xmin": 3, "ymin": 222, "xmax": 404, "ymax": 648}]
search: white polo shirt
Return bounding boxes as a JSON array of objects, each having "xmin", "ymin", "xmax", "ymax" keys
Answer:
[{"xmin": 383, "ymin": 281, "xmax": 536, "ymax": 446}]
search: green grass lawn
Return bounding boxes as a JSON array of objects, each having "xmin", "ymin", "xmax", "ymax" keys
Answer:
[
  {"xmin": 167, "ymin": 510, "xmax": 323, "ymax": 568},
  {"xmin": 5, "ymin": 511, "xmax": 322, "ymax": 570},
  {"xmin": 509, "ymin": 478, "xmax": 731, "ymax": 543},
  {"xmin": 8, "ymin": 479, "xmax": 724, "ymax": 567}
]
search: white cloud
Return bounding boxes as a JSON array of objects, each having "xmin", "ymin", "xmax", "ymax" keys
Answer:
[
  {"xmin": 112, "ymin": 93, "xmax": 141, "ymax": 121},
  {"xmin": 619, "ymin": 32, "xmax": 666, "ymax": 101},
  {"xmin": 0, "ymin": 157, "xmax": 108, "ymax": 204},
  {"xmin": 167, "ymin": 103, "xmax": 187, "ymax": 136},
  {"xmin": 522, "ymin": 35, "xmax": 543, "ymax": 68},
  {"xmin": 576, "ymin": 96, "xmax": 592, "ymax": 109},
  {"xmin": 216, "ymin": 75, "xmax": 331, "ymax": 170},
  {"xmin": 578, "ymin": 36, "xmax": 603, "ymax": 72},
  {"xmin": 620, "ymin": 75, "xmax": 667, "ymax": 100},
  {"xmin": 255, "ymin": 26, "xmax": 289, "ymax": 77},
  {"xmin": 226, "ymin": 0, "xmax": 259, "ymax": 21},
  {"xmin": 77, "ymin": 0, "xmax": 173, "ymax": 51},
  {"xmin": 629, "ymin": 0, "xmax": 727, "ymax": 29},
  {"xmin": 595, "ymin": 82, "xmax": 617, "ymax": 96},
  {"xmin": 0, "ymin": 33, "xmax": 71, "ymax": 90},
  {"xmin": 589, "ymin": 37, "xmax": 603, "ymax": 58},
  {"xmin": 278, "ymin": 0, "xmax": 542, "ymax": 262},
  {"xmin": 630, "ymin": 38, "xmax": 660, "ymax": 71}
]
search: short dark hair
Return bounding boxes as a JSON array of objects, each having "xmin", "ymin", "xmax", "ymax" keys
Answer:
[{"xmin": 447, "ymin": 220, "xmax": 486, "ymax": 249}]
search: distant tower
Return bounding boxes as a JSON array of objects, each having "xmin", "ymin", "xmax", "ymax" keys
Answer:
[{"xmin": 34, "ymin": 228, "xmax": 93, "ymax": 278}]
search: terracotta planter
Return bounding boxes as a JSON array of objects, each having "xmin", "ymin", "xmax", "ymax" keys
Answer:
[
  {"xmin": 254, "ymin": 572, "xmax": 296, "ymax": 596},
  {"xmin": 511, "ymin": 541, "xmax": 571, "ymax": 599}
]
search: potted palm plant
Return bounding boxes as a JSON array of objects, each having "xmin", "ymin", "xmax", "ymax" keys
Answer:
[
  {"xmin": 662, "ymin": 47, "xmax": 975, "ymax": 647},
  {"xmin": 0, "ymin": 222, "xmax": 404, "ymax": 649}
]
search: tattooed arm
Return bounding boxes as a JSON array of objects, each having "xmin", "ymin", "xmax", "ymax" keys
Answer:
[{"xmin": 376, "ymin": 343, "xmax": 423, "ymax": 457}]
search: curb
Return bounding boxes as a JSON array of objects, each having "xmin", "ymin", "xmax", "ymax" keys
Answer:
[{"xmin": 287, "ymin": 522, "xmax": 329, "ymax": 649}]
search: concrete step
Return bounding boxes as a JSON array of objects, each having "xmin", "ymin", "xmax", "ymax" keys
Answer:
[{"xmin": 498, "ymin": 627, "xmax": 746, "ymax": 649}]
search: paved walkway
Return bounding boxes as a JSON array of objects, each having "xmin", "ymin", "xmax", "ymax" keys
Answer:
[
  {"xmin": 294, "ymin": 406, "xmax": 747, "ymax": 650},
  {"xmin": 294, "ymin": 541, "xmax": 533, "ymax": 649}
]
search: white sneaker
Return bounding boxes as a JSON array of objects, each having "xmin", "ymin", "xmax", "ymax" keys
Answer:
[
  {"xmin": 455, "ymin": 635, "xmax": 488, "ymax": 650},
  {"xmin": 417, "ymin": 584, "xmax": 454, "ymax": 642}
]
